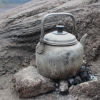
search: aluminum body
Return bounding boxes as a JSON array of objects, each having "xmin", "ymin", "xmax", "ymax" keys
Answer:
[
  {"xmin": 36, "ymin": 13, "xmax": 87, "ymax": 79},
  {"xmin": 36, "ymin": 42, "xmax": 83, "ymax": 79}
]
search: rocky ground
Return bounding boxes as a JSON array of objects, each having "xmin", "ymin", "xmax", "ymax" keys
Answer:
[{"xmin": 0, "ymin": 0, "xmax": 100, "ymax": 100}]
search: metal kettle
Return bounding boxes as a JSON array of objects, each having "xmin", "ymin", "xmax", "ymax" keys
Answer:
[{"xmin": 36, "ymin": 13, "xmax": 87, "ymax": 79}]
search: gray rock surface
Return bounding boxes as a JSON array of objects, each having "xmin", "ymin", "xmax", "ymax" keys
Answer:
[
  {"xmin": 69, "ymin": 79, "xmax": 100, "ymax": 100},
  {"xmin": 13, "ymin": 66, "xmax": 56, "ymax": 98},
  {"xmin": 0, "ymin": 0, "xmax": 100, "ymax": 75}
]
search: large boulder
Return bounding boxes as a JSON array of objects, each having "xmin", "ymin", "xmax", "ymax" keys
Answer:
[
  {"xmin": 13, "ymin": 66, "xmax": 56, "ymax": 98},
  {"xmin": 0, "ymin": 0, "xmax": 99, "ymax": 76}
]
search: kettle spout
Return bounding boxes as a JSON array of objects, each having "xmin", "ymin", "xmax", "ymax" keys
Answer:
[{"xmin": 80, "ymin": 34, "xmax": 88, "ymax": 48}]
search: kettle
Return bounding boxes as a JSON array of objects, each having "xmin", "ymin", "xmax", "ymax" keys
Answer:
[{"xmin": 36, "ymin": 13, "xmax": 87, "ymax": 79}]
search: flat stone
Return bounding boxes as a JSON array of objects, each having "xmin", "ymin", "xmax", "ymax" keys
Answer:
[
  {"xmin": 69, "ymin": 79, "xmax": 100, "ymax": 99},
  {"xmin": 13, "ymin": 66, "xmax": 56, "ymax": 98}
]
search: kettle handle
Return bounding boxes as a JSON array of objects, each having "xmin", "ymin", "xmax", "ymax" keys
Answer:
[
  {"xmin": 40, "ymin": 13, "xmax": 77, "ymax": 43},
  {"xmin": 37, "ymin": 13, "xmax": 77, "ymax": 54}
]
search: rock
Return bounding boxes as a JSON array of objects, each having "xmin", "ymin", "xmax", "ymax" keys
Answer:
[
  {"xmin": 0, "ymin": 0, "xmax": 100, "ymax": 75},
  {"xmin": 59, "ymin": 80, "xmax": 69, "ymax": 94},
  {"xmin": 13, "ymin": 66, "xmax": 56, "ymax": 98},
  {"xmin": 69, "ymin": 79, "xmax": 100, "ymax": 100}
]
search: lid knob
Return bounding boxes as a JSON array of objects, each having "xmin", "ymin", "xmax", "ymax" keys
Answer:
[
  {"xmin": 53, "ymin": 25, "xmax": 67, "ymax": 35},
  {"xmin": 56, "ymin": 25, "xmax": 64, "ymax": 33}
]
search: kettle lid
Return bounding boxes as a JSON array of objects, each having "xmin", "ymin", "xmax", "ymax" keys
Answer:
[{"xmin": 43, "ymin": 25, "xmax": 78, "ymax": 46}]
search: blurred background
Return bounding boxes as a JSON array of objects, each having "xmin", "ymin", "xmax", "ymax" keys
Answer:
[{"xmin": 0, "ymin": 0, "xmax": 31, "ymax": 13}]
